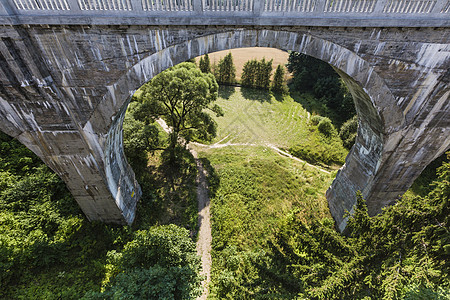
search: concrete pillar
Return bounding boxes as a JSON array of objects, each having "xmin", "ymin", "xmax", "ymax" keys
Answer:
[{"xmin": 0, "ymin": 25, "xmax": 141, "ymax": 225}]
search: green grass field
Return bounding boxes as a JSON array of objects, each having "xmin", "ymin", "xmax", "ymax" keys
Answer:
[
  {"xmin": 206, "ymin": 86, "xmax": 348, "ymax": 168},
  {"xmin": 198, "ymin": 145, "xmax": 335, "ymax": 299},
  {"xmin": 193, "ymin": 86, "xmax": 348, "ymax": 298},
  {"xmin": 211, "ymin": 86, "xmax": 310, "ymax": 148}
]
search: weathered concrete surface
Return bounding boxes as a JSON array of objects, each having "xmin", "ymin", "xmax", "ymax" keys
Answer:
[
  {"xmin": 0, "ymin": 0, "xmax": 449, "ymax": 27},
  {"xmin": 0, "ymin": 25, "xmax": 448, "ymax": 229}
]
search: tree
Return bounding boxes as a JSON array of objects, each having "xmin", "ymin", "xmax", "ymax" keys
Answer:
[
  {"xmin": 83, "ymin": 225, "xmax": 203, "ymax": 300},
  {"xmin": 199, "ymin": 53, "xmax": 211, "ymax": 74},
  {"xmin": 255, "ymin": 58, "xmax": 273, "ymax": 89},
  {"xmin": 137, "ymin": 62, "xmax": 220, "ymax": 159},
  {"xmin": 216, "ymin": 53, "xmax": 236, "ymax": 84},
  {"xmin": 271, "ymin": 64, "xmax": 288, "ymax": 94},
  {"xmin": 241, "ymin": 59, "xmax": 258, "ymax": 87},
  {"xmin": 241, "ymin": 58, "xmax": 273, "ymax": 90}
]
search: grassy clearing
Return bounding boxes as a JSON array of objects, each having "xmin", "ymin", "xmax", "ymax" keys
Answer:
[
  {"xmin": 193, "ymin": 85, "xmax": 345, "ymax": 298},
  {"xmin": 197, "ymin": 145, "xmax": 334, "ymax": 299},
  {"xmin": 212, "ymin": 86, "xmax": 309, "ymax": 148},
  {"xmin": 210, "ymin": 86, "xmax": 348, "ymax": 168},
  {"xmin": 200, "ymin": 146, "xmax": 333, "ymax": 249}
]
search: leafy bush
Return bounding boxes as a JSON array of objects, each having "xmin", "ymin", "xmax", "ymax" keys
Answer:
[
  {"xmin": 310, "ymin": 115, "xmax": 323, "ymax": 125},
  {"xmin": 85, "ymin": 225, "xmax": 203, "ymax": 300},
  {"xmin": 339, "ymin": 115, "xmax": 358, "ymax": 149},
  {"xmin": 317, "ymin": 117, "xmax": 335, "ymax": 136}
]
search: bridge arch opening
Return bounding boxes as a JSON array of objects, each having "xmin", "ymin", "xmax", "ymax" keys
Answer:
[{"xmin": 95, "ymin": 29, "xmax": 402, "ymax": 230}]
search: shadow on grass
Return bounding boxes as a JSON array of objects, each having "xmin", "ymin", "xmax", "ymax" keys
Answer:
[
  {"xmin": 133, "ymin": 146, "xmax": 198, "ymax": 230},
  {"xmin": 272, "ymin": 91, "xmax": 285, "ymax": 102},
  {"xmin": 241, "ymin": 86, "xmax": 272, "ymax": 103},
  {"xmin": 218, "ymin": 85, "xmax": 236, "ymax": 100}
]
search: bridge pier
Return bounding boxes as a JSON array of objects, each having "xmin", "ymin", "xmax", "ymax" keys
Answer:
[
  {"xmin": 0, "ymin": 96, "xmax": 140, "ymax": 224},
  {"xmin": 328, "ymin": 59, "xmax": 450, "ymax": 232}
]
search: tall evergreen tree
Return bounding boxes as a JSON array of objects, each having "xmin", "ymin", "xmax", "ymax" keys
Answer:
[
  {"xmin": 216, "ymin": 53, "xmax": 236, "ymax": 84},
  {"xmin": 255, "ymin": 58, "xmax": 273, "ymax": 89},
  {"xmin": 199, "ymin": 53, "xmax": 211, "ymax": 73},
  {"xmin": 271, "ymin": 64, "xmax": 288, "ymax": 94},
  {"xmin": 241, "ymin": 59, "xmax": 258, "ymax": 87}
]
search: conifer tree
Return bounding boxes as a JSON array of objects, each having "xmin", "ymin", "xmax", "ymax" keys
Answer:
[
  {"xmin": 217, "ymin": 53, "xmax": 236, "ymax": 84},
  {"xmin": 199, "ymin": 53, "xmax": 211, "ymax": 73},
  {"xmin": 241, "ymin": 59, "xmax": 258, "ymax": 87},
  {"xmin": 271, "ymin": 64, "xmax": 288, "ymax": 94},
  {"xmin": 255, "ymin": 58, "xmax": 273, "ymax": 89}
]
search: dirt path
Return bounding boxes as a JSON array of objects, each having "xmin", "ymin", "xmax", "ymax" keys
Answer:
[
  {"xmin": 191, "ymin": 141, "xmax": 331, "ymax": 174},
  {"xmin": 190, "ymin": 148, "xmax": 212, "ymax": 300},
  {"xmin": 156, "ymin": 119, "xmax": 212, "ymax": 299}
]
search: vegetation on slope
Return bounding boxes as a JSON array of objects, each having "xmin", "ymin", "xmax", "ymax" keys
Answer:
[
  {"xmin": 287, "ymin": 52, "xmax": 355, "ymax": 130},
  {"xmin": 204, "ymin": 142, "xmax": 449, "ymax": 299},
  {"xmin": 210, "ymin": 86, "xmax": 347, "ymax": 168},
  {"xmin": 198, "ymin": 146, "xmax": 333, "ymax": 299}
]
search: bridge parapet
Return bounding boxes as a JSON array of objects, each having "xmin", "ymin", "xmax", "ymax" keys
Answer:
[{"xmin": 1, "ymin": 0, "xmax": 449, "ymax": 26}]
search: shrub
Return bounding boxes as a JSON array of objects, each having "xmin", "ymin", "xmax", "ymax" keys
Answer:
[
  {"xmin": 85, "ymin": 224, "xmax": 203, "ymax": 300},
  {"xmin": 317, "ymin": 117, "xmax": 335, "ymax": 136},
  {"xmin": 310, "ymin": 115, "xmax": 323, "ymax": 125},
  {"xmin": 339, "ymin": 115, "xmax": 358, "ymax": 149}
]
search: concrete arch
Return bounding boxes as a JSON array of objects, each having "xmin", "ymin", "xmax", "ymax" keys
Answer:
[{"xmin": 91, "ymin": 29, "xmax": 405, "ymax": 230}]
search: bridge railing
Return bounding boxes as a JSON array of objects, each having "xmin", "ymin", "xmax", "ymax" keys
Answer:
[{"xmin": 0, "ymin": 0, "xmax": 449, "ymax": 26}]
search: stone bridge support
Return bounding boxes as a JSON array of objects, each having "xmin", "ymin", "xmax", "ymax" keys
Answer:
[{"xmin": 0, "ymin": 25, "xmax": 448, "ymax": 229}]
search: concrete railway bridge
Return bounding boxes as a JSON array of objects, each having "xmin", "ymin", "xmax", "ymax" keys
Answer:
[{"xmin": 0, "ymin": 0, "xmax": 449, "ymax": 231}]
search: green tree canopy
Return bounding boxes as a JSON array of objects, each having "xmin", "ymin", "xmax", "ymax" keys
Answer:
[
  {"xmin": 241, "ymin": 59, "xmax": 258, "ymax": 87},
  {"xmin": 137, "ymin": 62, "xmax": 220, "ymax": 153},
  {"xmin": 199, "ymin": 53, "xmax": 211, "ymax": 74},
  {"xmin": 83, "ymin": 224, "xmax": 203, "ymax": 300},
  {"xmin": 271, "ymin": 64, "xmax": 288, "ymax": 94},
  {"xmin": 216, "ymin": 53, "xmax": 236, "ymax": 84},
  {"xmin": 241, "ymin": 58, "xmax": 273, "ymax": 90}
]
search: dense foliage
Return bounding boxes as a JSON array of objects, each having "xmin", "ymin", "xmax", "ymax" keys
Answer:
[
  {"xmin": 207, "ymin": 146, "xmax": 450, "ymax": 299},
  {"xmin": 84, "ymin": 225, "xmax": 202, "ymax": 299},
  {"xmin": 271, "ymin": 64, "xmax": 288, "ymax": 94},
  {"xmin": 241, "ymin": 58, "xmax": 273, "ymax": 90},
  {"xmin": 216, "ymin": 53, "xmax": 236, "ymax": 84},
  {"xmin": 287, "ymin": 52, "xmax": 355, "ymax": 128},
  {"xmin": 135, "ymin": 62, "xmax": 220, "ymax": 155},
  {"xmin": 0, "ymin": 118, "xmax": 202, "ymax": 298}
]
